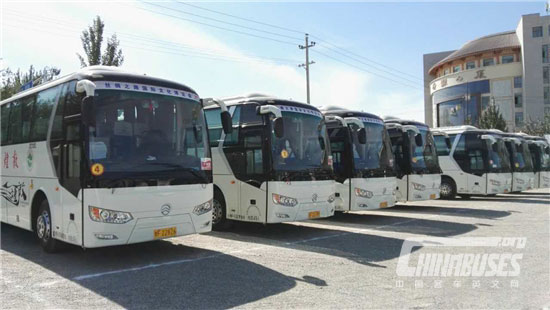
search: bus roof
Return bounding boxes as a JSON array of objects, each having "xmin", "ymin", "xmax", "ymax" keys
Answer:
[
  {"xmin": 204, "ymin": 93, "xmax": 320, "ymax": 112},
  {"xmin": 383, "ymin": 117, "xmax": 429, "ymax": 128},
  {"xmin": 1, "ymin": 66, "xmax": 197, "ymax": 106},
  {"xmin": 320, "ymin": 106, "xmax": 383, "ymax": 121}
]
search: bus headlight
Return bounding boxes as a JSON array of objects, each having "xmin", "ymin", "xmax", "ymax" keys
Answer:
[
  {"xmin": 272, "ymin": 194, "xmax": 298, "ymax": 207},
  {"xmin": 354, "ymin": 188, "xmax": 373, "ymax": 198},
  {"xmin": 327, "ymin": 194, "xmax": 335, "ymax": 203},
  {"xmin": 193, "ymin": 200, "xmax": 213, "ymax": 215},
  {"xmin": 89, "ymin": 206, "xmax": 133, "ymax": 224},
  {"xmin": 412, "ymin": 182, "xmax": 426, "ymax": 191}
]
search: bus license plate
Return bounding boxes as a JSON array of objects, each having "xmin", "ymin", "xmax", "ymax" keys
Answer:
[
  {"xmin": 154, "ymin": 227, "xmax": 177, "ymax": 239},
  {"xmin": 379, "ymin": 201, "xmax": 388, "ymax": 208},
  {"xmin": 430, "ymin": 194, "xmax": 436, "ymax": 199},
  {"xmin": 308, "ymin": 211, "xmax": 320, "ymax": 219}
]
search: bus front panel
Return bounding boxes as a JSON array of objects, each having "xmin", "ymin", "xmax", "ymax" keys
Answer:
[
  {"xmin": 267, "ymin": 180, "xmax": 335, "ymax": 223},
  {"xmin": 407, "ymin": 173, "xmax": 441, "ymax": 201},
  {"xmin": 349, "ymin": 177, "xmax": 396, "ymax": 210},
  {"xmin": 82, "ymin": 184, "xmax": 212, "ymax": 248}
]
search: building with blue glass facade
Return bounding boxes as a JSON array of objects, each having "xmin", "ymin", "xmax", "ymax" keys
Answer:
[{"xmin": 423, "ymin": 13, "xmax": 550, "ymax": 131}]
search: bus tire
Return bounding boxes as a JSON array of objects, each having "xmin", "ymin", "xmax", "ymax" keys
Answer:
[
  {"xmin": 212, "ymin": 190, "xmax": 232, "ymax": 231},
  {"xmin": 439, "ymin": 177, "xmax": 456, "ymax": 200},
  {"xmin": 36, "ymin": 200, "xmax": 60, "ymax": 253}
]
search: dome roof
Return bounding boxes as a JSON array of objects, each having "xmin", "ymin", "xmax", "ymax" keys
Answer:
[{"xmin": 429, "ymin": 31, "xmax": 520, "ymax": 74}]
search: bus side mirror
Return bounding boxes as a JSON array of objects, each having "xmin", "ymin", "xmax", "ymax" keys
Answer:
[
  {"xmin": 81, "ymin": 96, "xmax": 96, "ymax": 127},
  {"xmin": 273, "ymin": 117, "xmax": 284, "ymax": 138},
  {"xmin": 445, "ymin": 137, "xmax": 452, "ymax": 149},
  {"xmin": 492, "ymin": 143, "xmax": 498, "ymax": 152},
  {"xmin": 357, "ymin": 128, "xmax": 367, "ymax": 144},
  {"xmin": 415, "ymin": 134, "xmax": 423, "ymax": 147},
  {"xmin": 221, "ymin": 111, "xmax": 232, "ymax": 134}
]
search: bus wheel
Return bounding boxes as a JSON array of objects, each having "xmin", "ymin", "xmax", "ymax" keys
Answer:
[
  {"xmin": 36, "ymin": 200, "xmax": 60, "ymax": 253},
  {"xmin": 440, "ymin": 178, "xmax": 456, "ymax": 200},
  {"xmin": 212, "ymin": 191, "xmax": 232, "ymax": 231}
]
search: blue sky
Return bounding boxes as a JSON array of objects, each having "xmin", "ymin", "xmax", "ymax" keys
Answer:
[{"xmin": 2, "ymin": 1, "xmax": 546, "ymax": 121}]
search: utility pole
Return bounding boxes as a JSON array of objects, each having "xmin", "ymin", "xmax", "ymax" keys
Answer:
[{"xmin": 299, "ymin": 33, "xmax": 315, "ymax": 104}]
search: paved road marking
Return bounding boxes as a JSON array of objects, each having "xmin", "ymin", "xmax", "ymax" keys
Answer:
[{"xmin": 73, "ymin": 214, "xmax": 441, "ymax": 281}]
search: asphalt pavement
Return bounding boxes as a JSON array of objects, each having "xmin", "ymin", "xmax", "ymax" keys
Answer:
[{"xmin": 1, "ymin": 189, "xmax": 549, "ymax": 309}]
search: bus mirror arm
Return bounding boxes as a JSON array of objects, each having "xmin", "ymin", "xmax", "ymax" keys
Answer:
[
  {"xmin": 206, "ymin": 98, "xmax": 232, "ymax": 134},
  {"xmin": 76, "ymin": 79, "xmax": 96, "ymax": 97},
  {"xmin": 221, "ymin": 111, "xmax": 232, "ymax": 134},
  {"xmin": 273, "ymin": 117, "xmax": 284, "ymax": 138},
  {"xmin": 445, "ymin": 137, "xmax": 452, "ymax": 149},
  {"xmin": 343, "ymin": 117, "xmax": 364, "ymax": 129},
  {"xmin": 76, "ymin": 79, "xmax": 97, "ymax": 127},
  {"xmin": 81, "ymin": 96, "xmax": 96, "ymax": 127},
  {"xmin": 481, "ymin": 134, "xmax": 497, "ymax": 144}
]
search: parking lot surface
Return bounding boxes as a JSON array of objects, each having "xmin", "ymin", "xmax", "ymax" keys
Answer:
[{"xmin": 1, "ymin": 189, "xmax": 549, "ymax": 309}]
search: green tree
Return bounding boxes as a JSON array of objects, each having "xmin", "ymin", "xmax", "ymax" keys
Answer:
[
  {"xmin": 1, "ymin": 65, "xmax": 60, "ymax": 100},
  {"xmin": 77, "ymin": 16, "xmax": 124, "ymax": 67},
  {"xmin": 478, "ymin": 104, "xmax": 508, "ymax": 132}
]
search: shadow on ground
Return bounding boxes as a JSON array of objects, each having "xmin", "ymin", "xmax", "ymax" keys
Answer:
[
  {"xmin": 1, "ymin": 224, "xmax": 296, "ymax": 309},
  {"xmin": 386, "ymin": 204, "xmax": 513, "ymax": 220},
  {"xmin": 207, "ymin": 215, "xmax": 470, "ymax": 268}
]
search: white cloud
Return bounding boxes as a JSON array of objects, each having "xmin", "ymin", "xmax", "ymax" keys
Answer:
[{"xmin": 3, "ymin": 1, "xmax": 427, "ymax": 124}]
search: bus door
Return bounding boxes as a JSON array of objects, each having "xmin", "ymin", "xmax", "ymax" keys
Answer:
[
  {"xmin": 238, "ymin": 119, "xmax": 267, "ymax": 222},
  {"xmin": 56, "ymin": 82, "xmax": 84, "ymax": 244}
]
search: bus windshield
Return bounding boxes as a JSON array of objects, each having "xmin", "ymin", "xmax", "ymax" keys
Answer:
[
  {"xmin": 409, "ymin": 127, "xmax": 440, "ymax": 174},
  {"xmin": 506, "ymin": 140, "xmax": 534, "ymax": 172},
  {"xmin": 351, "ymin": 121, "xmax": 395, "ymax": 178},
  {"xmin": 539, "ymin": 144, "xmax": 550, "ymax": 171},
  {"xmin": 486, "ymin": 138, "xmax": 511, "ymax": 173},
  {"xmin": 88, "ymin": 89, "xmax": 210, "ymax": 183},
  {"xmin": 271, "ymin": 109, "xmax": 331, "ymax": 178}
]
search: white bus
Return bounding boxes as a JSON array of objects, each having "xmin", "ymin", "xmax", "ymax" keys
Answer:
[
  {"xmin": 1, "ymin": 66, "xmax": 222, "ymax": 251},
  {"xmin": 432, "ymin": 126, "xmax": 512, "ymax": 199},
  {"xmin": 498, "ymin": 132, "xmax": 535, "ymax": 192},
  {"xmin": 321, "ymin": 107, "xmax": 397, "ymax": 211},
  {"xmin": 204, "ymin": 94, "xmax": 335, "ymax": 229},
  {"xmin": 383, "ymin": 118, "xmax": 441, "ymax": 202},
  {"xmin": 523, "ymin": 135, "xmax": 550, "ymax": 188}
]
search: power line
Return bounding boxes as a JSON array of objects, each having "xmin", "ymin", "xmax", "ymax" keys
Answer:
[
  {"xmin": 310, "ymin": 35, "xmax": 425, "ymax": 82},
  {"xmin": 312, "ymin": 49, "xmax": 421, "ymax": 90},
  {"xmin": 4, "ymin": 12, "xmax": 300, "ymax": 66},
  {"xmin": 130, "ymin": 3, "xmax": 299, "ymax": 46},
  {"xmin": 141, "ymin": 1, "xmax": 303, "ymax": 42},
  {"xmin": 175, "ymin": 1, "xmax": 305, "ymax": 35},
  {"xmin": 4, "ymin": 9, "xmax": 300, "ymax": 65},
  {"xmin": 170, "ymin": 1, "xmax": 426, "ymax": 84},
  {"xmin": 2, "ymin": 21, "xmax": 298, "ymax": 67}
]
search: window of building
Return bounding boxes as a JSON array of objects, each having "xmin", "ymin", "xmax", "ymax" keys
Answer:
[
  {"xmin": 453, "ymin": 65, "xmax": 460, "ymax": 73},
  {"xmin": 533, "ymin": 26, "xmax": 543, "ymax": 38},
  {"xmin": 465, "ymin": 61, "xmax": 476, "ymax": 70},
  {"xmin": 543, "ymin": 45, "xmax": 549, "ymax": 63},
  {"xmin": 513, "ymin": 76, "xmax": 522, "ymax": 88},
  {"xmin": 482, "ymin": 58, "xmax": 494, "ymax": 66},
  {"xmin": 546, "ymin": 107, "xmax": 550, "ymax": 114},
  {"xmin": 501, "ymin": 55, "xmax": 514, "ymax": 64},
  {"xmin": 515, "ymin": 112, "xmax": 524, "ymax": 127},
  {"xmin": 481, "ymin": 95, "xmax": 491, "ymax": 111},
  {"xmin": 444, "ymin": 68, "xmax": 450, "ymax": 75},
  {"xmin": 545, "ymin": 86, "xmax": 550, "ymax": 105},
  {"xmin": 544, "ymin": 67, "xmax": 550, "ymax": 84},
  {"xmin": 514, "ymin": 94, "xmax": 522, "ymax": 108}
]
